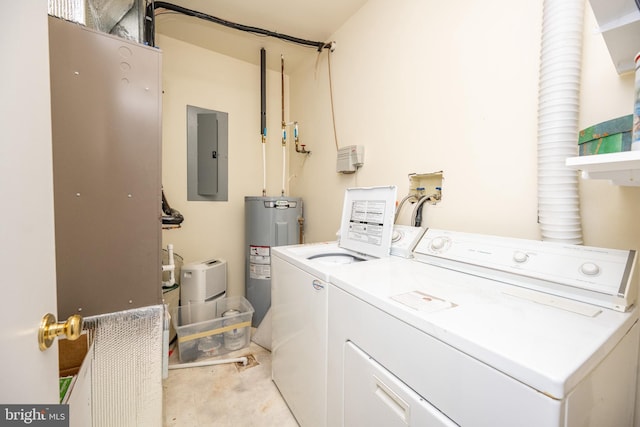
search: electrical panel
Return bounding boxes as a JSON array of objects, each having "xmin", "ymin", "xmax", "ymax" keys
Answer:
[
  {"xmin": 337, "ymin": 145, "xmax": 365, "ymax": 174},
  {"xmin": 187, "ymin": 105, "xmax": 229, "ymax": 201}
]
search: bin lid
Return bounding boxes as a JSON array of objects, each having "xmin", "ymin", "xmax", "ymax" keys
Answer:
[{"xmin": 338, "ymin": 186, "xmax": 397, "ymax": 259}]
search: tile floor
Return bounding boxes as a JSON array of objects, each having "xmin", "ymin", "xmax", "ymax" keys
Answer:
[{"xmin": 163, "ymin": 337, "xmax": 298, "ymax": 426}]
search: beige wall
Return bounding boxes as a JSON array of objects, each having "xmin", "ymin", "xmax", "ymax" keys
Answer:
[
  {"xmin": 159, "ymin": 34, "xmax": 290, "ymax": 297},
  {"xmin": 290, "ymin": 0, "xmax": 543, "ymax": 243},
  {"xmin": 289, "ymin": 0, "xmax": 640, "ymax": 251},
  {"xmin": 160, "ymin": 0, "xmax": 640, "ymax": 300}
]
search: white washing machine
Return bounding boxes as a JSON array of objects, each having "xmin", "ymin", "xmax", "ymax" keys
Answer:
[
  {"xmin": 272, "ymin": 186, "xmax": 402, "ymax": 427},
  {"xmin": 327, "ymin": 228, "xmax": 639, "ymax": 427}
]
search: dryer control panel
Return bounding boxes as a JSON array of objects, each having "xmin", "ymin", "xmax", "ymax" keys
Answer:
[{"xmin": 413, "ymin": 228, "xmax": 637, "ymax": 312}]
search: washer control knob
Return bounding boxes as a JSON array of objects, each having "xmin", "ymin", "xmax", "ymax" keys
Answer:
[
  {"xmin": 580, "ymin": 262, "xmax": 600, "ymax": 276},
  {"xmin": 430, "ymin": 237, "xmax": 447, "ymax": 251},
  {"xmin": 513, "ymin": 251, "xmax": 528, "ymax": 263}
]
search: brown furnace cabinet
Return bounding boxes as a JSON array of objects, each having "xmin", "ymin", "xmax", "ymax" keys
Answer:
[{"xmin": 48, "ymin": 16, "xmax": 162, "ymax": 318}]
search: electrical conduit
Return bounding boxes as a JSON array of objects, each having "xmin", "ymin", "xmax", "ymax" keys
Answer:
[{"xmin": 537, "ymin": 0, "xmax": 584, "ymax": 244}]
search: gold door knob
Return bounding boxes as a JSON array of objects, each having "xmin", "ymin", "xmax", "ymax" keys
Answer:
[{"xmin": 38, "ymin": 313, "xmax": 84, "ymax": 351}]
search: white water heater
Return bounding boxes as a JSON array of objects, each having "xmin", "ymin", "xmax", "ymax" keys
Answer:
[{"xmin": 245, "ymin": 196, "xmax": 303, "ymax": 326}]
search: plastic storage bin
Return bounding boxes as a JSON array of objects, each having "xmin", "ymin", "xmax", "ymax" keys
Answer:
[{"xmin": 172, "ymin": 296, "xmax": 254, "ymax": 363}]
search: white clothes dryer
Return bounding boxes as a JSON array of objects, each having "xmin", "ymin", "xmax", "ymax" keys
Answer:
[{"xmin": 327, "ymin": 228, "xmax": 639, "ymax": 427}]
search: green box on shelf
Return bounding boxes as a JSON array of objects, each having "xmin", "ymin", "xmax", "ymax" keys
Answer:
[
  {"xmin": 578, "ymin": 131, "xmax": 632, "ymax": 156},
  {"xmin": 578, "ymin": 114, "xmax": 633, "ymax": 144}
]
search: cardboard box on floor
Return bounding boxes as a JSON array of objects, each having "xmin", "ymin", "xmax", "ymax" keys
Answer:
[
  {"xmin": 59, "ymin": 334, "xmax": 90, "ymax": 403},
  {"xmin": 59, "ymin": 334, "xmax": 89, "ymax": 377}
]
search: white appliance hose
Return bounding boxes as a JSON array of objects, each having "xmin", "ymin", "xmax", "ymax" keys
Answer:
[
  {"xmin": 537, "ymin": 0, "xmax": 584, "ymax": 244},
  {"xmin": 168, "ymin": 356, "xmax": 248, "ymax": 370}
]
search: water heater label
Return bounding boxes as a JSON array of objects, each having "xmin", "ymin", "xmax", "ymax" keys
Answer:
[
  {"xmin": 249, "ymin": 245, "xmax": 271, "ymax": 279},
  {"xmin": 250, "ymin": 263, "xmax": 271, "ymax": 280},
  {"xmin": 250, "ymin": 245, "xmax": 270, "ymax": 258}
]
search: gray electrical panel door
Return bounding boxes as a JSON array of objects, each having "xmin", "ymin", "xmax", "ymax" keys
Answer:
[
  {"xmin": 48, "ymin": 16, "xmax": 162, "ymax": 318},
  {"xmin": 197, "ymin": 113, "xmax": 219, "ymax": 195},
  {"xmin": 187, "ymin": 105, "xmax": 229, "ymax": 201}
]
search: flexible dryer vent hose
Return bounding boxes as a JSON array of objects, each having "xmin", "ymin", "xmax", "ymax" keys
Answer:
[{"xmin": 536, "ymin": 0, "xmax": 584, "ymax": 244}]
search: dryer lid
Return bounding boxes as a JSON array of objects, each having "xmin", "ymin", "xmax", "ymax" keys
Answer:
[{"xmin": 338, "ymin": 186, "xmax": 398, "ymax": 259}]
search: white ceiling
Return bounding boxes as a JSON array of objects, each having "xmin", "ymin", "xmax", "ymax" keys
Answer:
[{"xmin": 153, "ymin": 0, "xmax": 369, "ymax": 71}]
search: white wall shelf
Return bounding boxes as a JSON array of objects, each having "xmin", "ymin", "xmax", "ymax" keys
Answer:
[
  {"xmin": 589, "ymin": 0, "xmax": 640, "ymax": 74},
  {"xmin": 566, "ymin": 151, "xmax": 640, "ymax": 185}
]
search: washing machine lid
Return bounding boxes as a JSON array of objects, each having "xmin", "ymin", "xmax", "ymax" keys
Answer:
[{"xmin": 338, "ymin": 186, "xmax": 397, "ymax": 259}]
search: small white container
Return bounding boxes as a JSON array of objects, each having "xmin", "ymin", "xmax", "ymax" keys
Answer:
[{"xmin": 222, "ymin": 309, "xmax": 246, "ymax": 351}]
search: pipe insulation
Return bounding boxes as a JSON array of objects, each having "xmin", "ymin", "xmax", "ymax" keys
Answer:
[
  {"xmin": 261, "ymin": 48, "xmax": 267, "ymax": 138},
  {"xmin": 537, "ymin": 0, "xmax": 585, "ymax": 244},
  {"xmin": 84, "ymin": 305, "xmax": 164, "ymax": 426},
  {"xmin": 281, "ymin": 55, "xmax": 287, "ymax": 196},
  {"xmin": 261, "ymin": 48, "xmax": 267, "ymax": 196}
]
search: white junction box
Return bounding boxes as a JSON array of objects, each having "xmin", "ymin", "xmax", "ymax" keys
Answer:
[
  {"xmin": 337, "ymin": 145, "xmax": 365, "ymax": 173},
  {"xmin": 181, "ymin": 259, "xmax": 227, "ymax": 303}
]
